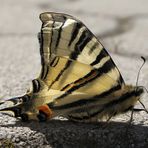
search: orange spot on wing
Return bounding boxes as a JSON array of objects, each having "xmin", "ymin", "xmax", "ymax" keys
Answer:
[{"xmin": 37, "ymin": 105, "xmax": 53, "ymax": 118}]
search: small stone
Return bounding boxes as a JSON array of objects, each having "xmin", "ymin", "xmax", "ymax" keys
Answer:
[
  {"xmin": 7, "ymin": 134, "xmax": 12, "ymax": 139},
  {"xmin": 131, "ymin": 144, "xmax": 135, "ymax": 147},
  {"xmin": 15, "ymin": 138, "xmax": 20, "ymax": 143}
]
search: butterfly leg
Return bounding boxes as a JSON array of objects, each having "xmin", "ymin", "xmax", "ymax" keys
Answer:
[
  {"xmin": 128, "ymin": 109, "xmax": 134, "ymax": 125},
  {"xmin": 130, "ymin": 109, "xmax": 134, "ymax": 122},
  {"xmin": 124, "ymin": 109, "xmax": 135, "ymax": 136},
  {"xmin": 100, "ymin": 114, "xmax": 114, "ymax": 129}
]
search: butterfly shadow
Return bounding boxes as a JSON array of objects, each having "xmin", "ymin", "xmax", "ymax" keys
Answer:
[{"xmin": 1, "ymin": 117, "xmax": 148, "ymax": 148}]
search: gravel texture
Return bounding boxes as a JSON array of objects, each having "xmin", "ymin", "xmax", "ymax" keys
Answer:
[{"xmin": 0, "ymin": 0, "xmax": 148, "ymax": 147}]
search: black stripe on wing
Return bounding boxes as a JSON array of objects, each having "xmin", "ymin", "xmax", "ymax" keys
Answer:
[
  {"xmin": 53, "ymin": 16, "xmax": 67, "ymax": 52},
  {"xmin": 40, "ymin": 64, "xmax": 45, "ymax": 79},
  {"xmin": 68, "ymin": 22, "xmax": 83, "ymax": 47},
  {"xmin": 90, "ymin": 48, "xmax": 108, "ymax": 66},
  {"xmin": 49, "ymin": 15, "xmax": 55, "ymax": 57},
  {"xmin": 48, "ymin": 60, "xmax": 73, "ymax": 89},
  {"xmin": 88, "ymin": 42, "xmax": 98, "ymax": 55},
  {"xmin": 50, "ymin": 56, "xmax": 60, "ymax": 67},
  {"xmin": 67, "ymin": 91, "xmax": 136, "ymax": 121},
  {"xmin": 51, "ymin": 84, "xmax": 121, "ymax": 110},
  {"xmin": 83, "ymin": 91, "xmax": 136, "ymax": 120},
  {"xmin": 48, "ymin": 29, "xmax": 93, "ymax": 88},
  {"xmin": 48, "ymin": 58, "xmax": 115, "ymax": 102},
  {"xmin": 40, "ymin": 24, "xmax": 44, "ymax": 56},
  {"xmin": 32, "ymin": 79, "xmax": 41, "ymax": 93},
  {"xmin": 40, "ymin": 65, "xmax": 49, "ymax": 80}
]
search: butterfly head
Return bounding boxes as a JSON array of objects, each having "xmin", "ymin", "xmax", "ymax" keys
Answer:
[
  {"xmin": 134, "ymin": 86, "xmax": 144, "ymax": 97},
  {"xmin": 123, "ymin": 85, "xmax": 144, "ymax": 98}
]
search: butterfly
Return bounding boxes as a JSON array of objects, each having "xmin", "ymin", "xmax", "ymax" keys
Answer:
[{"xmin": 0, "ymin": 12, "xmax": 144, "ymax": 122}]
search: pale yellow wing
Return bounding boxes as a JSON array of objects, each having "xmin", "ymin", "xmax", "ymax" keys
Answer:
[{"xmin": 37, "ymin": 12, "xmax": 124, "ymax": 97}]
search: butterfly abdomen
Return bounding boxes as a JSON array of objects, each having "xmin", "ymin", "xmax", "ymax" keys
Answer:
[{"xmin": 50, "ymin": 85, "xmax": 143, "ymax": 122}]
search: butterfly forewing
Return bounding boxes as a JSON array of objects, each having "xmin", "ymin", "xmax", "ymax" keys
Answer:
[{"xmin": 39, "ymin": 12, "xmax": 124, "ymax": 96}]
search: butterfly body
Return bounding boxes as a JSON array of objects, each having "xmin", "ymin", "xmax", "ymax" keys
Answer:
[
  {"xmin": 46, "ymin": 85, "xmax": 143, "ymax": 122},
  {"xmin": 0, "ymin": 12, "xmax": 144, "ymax": 122}
]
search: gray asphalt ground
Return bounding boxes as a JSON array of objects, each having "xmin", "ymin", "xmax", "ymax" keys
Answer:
[{"xmin": 0, "ymin": 0, "xmax": 148, "ymax": 147}]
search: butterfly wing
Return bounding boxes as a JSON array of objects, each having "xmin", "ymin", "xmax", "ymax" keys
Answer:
[
  {"xmin": 33, "ymin": 12, "xmax": 126, "ymax": 121},
  {"xmin": 0, "ymin": 12, "xmax": 137, "ymax": 122},
  {"xmin": 38, "ymin": 12, "xmax": 124, "ymax": 96}
]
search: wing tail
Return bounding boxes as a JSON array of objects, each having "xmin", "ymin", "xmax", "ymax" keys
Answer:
[{"xmin": 0, "ymin": 95, "xmax": 30, "ymax": 117}]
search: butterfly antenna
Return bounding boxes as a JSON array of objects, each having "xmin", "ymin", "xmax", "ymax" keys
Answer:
[
  {"xmin": 136, "ymin": 86, "xmax": 148, "ymax": 113},
  {"xmin": 134, "ymin": 57, "xmax": 148, "ymax": 113},
  {"xmin": 136, "ymin": 56, "xmax": 146, "ymax": 87}
]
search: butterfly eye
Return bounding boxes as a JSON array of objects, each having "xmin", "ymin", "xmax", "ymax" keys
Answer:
[
  {"xmin": 50, "ymin": 56, "xmax": 60, "ymax": 67},
  {"xmin": 135, "ymin": 87, "xmax": 144, "ymax": 96}
]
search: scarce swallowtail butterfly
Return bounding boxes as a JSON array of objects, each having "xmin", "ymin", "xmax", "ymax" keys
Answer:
[{"xmin": 0, "ymin": 12, "xmax": 145, "ymax": 122}]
